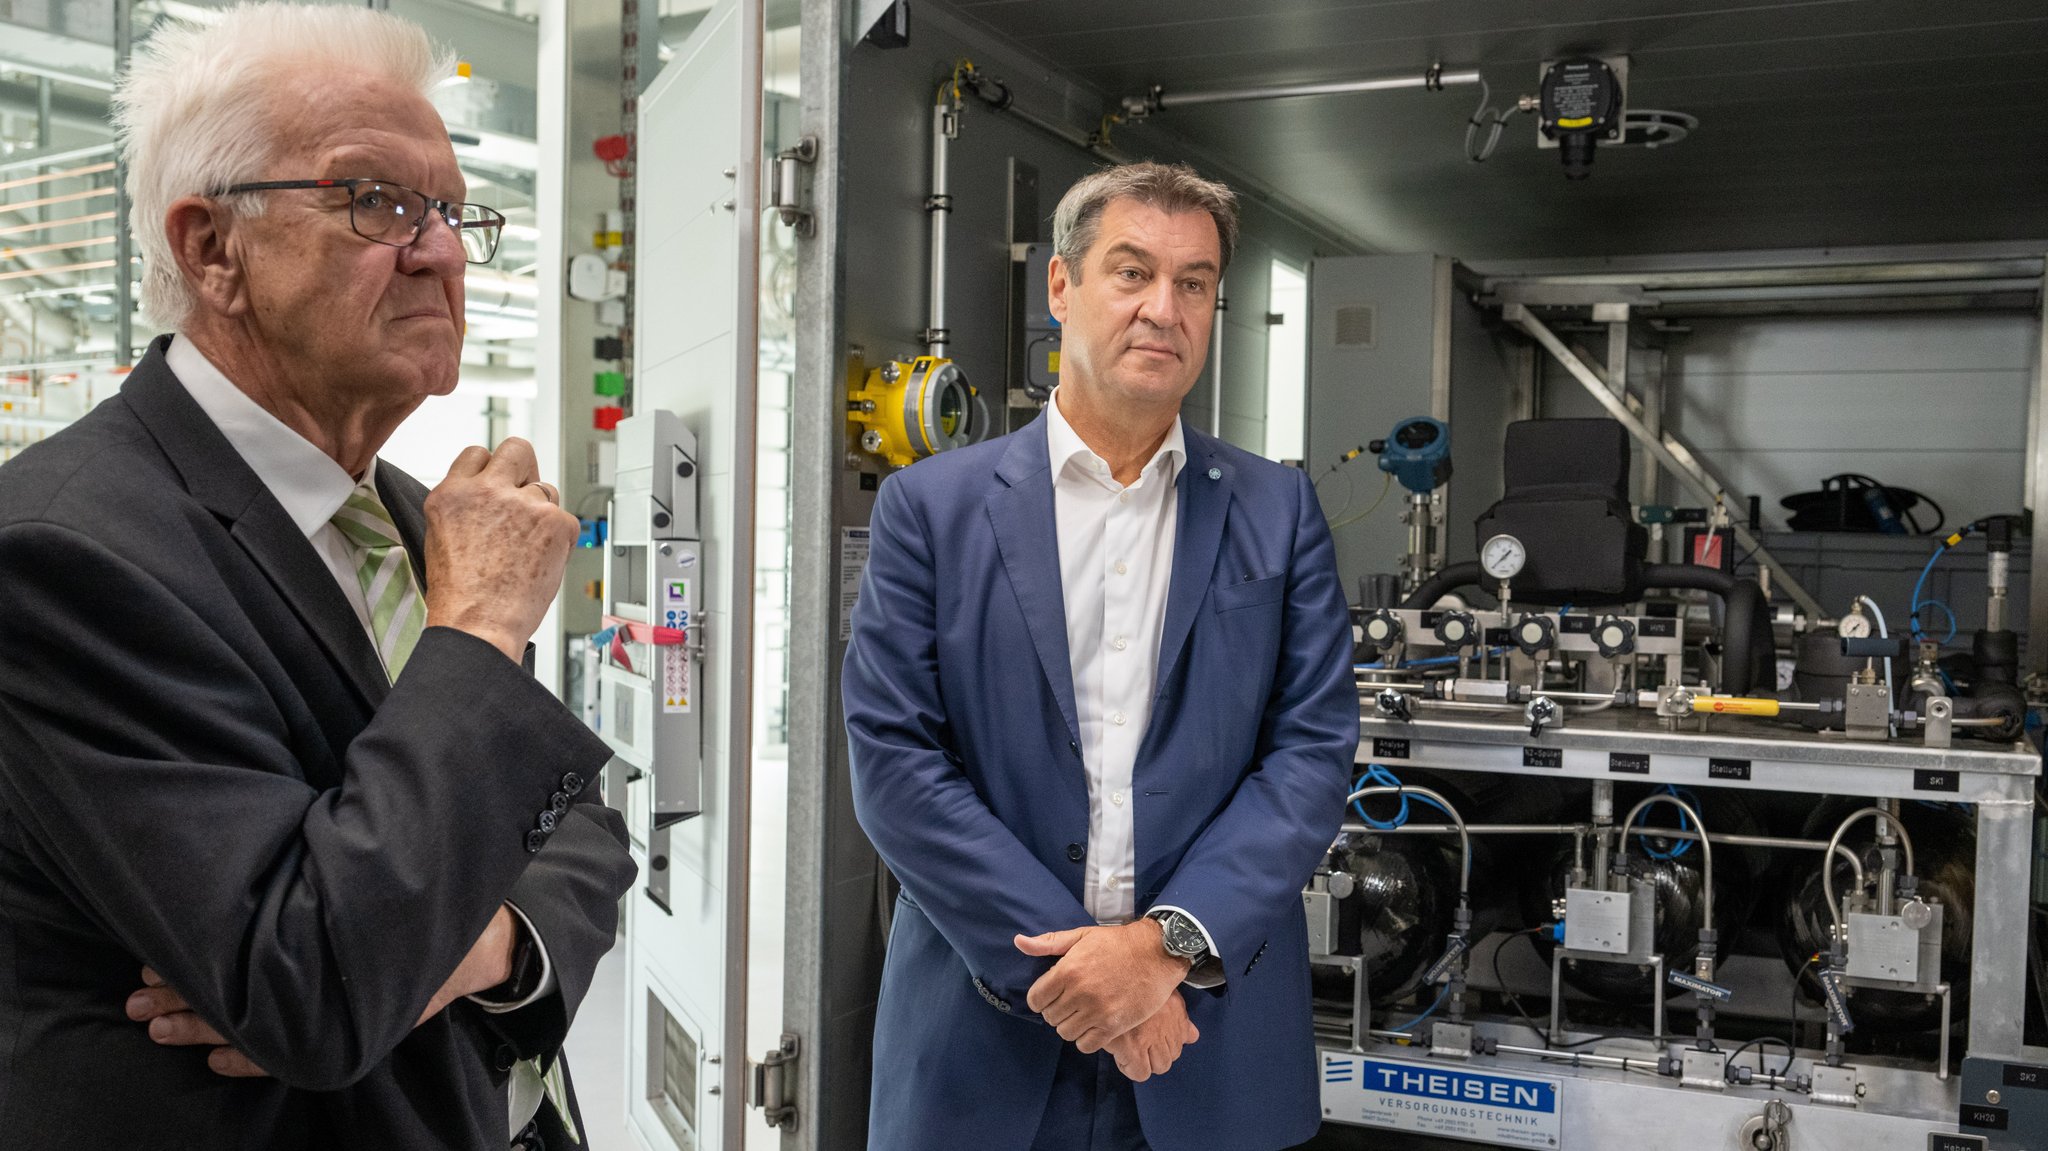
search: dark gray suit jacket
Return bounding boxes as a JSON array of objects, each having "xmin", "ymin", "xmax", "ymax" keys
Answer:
[{"xmin": 0, "ymin": 336, "xmax": 636, "ymax": 1149}]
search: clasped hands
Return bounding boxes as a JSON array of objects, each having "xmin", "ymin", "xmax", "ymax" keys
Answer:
[{"xmin": 1013, "ymin": 917, "xmax": 1199, "ymax": 1083}]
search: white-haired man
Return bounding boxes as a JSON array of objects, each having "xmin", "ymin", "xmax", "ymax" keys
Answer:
[{"xmin": 0, "ymin": 6, "xmax": 632, "ymax": 1150}]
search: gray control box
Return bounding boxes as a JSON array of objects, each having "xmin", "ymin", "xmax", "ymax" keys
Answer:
[
  {"xmin": 1564, "ymin": 887, "xmax": 1635, "ymax": 955},
  {"xmin": 1959, "ymin": 1056, "xmax": 2048, "ymax": 1149}
]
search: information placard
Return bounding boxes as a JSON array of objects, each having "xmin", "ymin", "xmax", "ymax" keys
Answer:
[{"xmin": 1322, "ymin": 1054, "xmax": 1562, "ymax": 1147}]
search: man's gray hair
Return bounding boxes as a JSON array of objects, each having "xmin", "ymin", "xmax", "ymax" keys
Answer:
[
  {"xmin": 112, "ymin": 3, "xmax": 454, "ymax": 330},
  {"xmin": 1052, "ymin": 162, "xmax": 1240, "ymax": 283}
]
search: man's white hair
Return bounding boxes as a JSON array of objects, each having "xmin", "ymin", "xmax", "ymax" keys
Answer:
[{"xmin": 112, "ymin": 3, "xmax": 454, "ymax": 330}]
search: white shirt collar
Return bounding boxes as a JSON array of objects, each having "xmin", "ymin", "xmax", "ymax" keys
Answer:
[
  {"xmin": 164, "ymin": 335, "xmax": 365, "ymax": 540},
  {"xmin": 1045, "ymin": 386, "xmax": 1186, "ymax": 488}
]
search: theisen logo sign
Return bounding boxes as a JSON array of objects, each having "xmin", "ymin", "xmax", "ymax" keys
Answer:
[{"xmin": 1321, "ymin": 1055, "xmax": 1563, "ymax": 1147}]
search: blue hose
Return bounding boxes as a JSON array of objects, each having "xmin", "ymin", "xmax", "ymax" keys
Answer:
[
  {"xmin": 1389, "ymin": 984, "xmax": 1451, "ymax": 1033},
  {"xmin": 1351, "ymin": 764, "xmax": 1454, "ymax": 829}
]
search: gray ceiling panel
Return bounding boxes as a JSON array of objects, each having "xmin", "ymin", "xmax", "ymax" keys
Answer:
[{"xmin": 937, "ymin": 0, "xmax": 2048, "ymax": 256}]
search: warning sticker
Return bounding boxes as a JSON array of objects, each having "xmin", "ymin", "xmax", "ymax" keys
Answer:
[
  {"xmin": 840, "ymin": 527, "xmax": 870, "ymax": 642},
  {"xmin": 661, "ymin": 576, "xmax": 691, "ymax": 714}
]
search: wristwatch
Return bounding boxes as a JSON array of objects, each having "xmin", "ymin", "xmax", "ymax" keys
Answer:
[{"xmin": 1146, "ymin": 909, "xmax": 1210, "ymax": 965}]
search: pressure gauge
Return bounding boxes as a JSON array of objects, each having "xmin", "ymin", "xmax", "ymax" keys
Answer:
[
  {"xmin": 1838, "ymin": 612, "xmax": 1872, "ymax": 640},
  {"xmin": 1480, "ymin": 533, "xmax": 1527, "ymax": 581}
]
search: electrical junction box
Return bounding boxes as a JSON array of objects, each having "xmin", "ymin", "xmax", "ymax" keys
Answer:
[
  {"xmin": 1563, "ymin": 887, "xmax": 1635, "ymax": 956},
  {"xmin": 1846, "ymin": 909, "xmax": 1938, "ymax": 984}
]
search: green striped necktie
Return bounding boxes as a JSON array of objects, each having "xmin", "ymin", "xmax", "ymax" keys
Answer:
[{"xmin": 329, "ymin": 481, "xmax": 427, "ymax": 680}]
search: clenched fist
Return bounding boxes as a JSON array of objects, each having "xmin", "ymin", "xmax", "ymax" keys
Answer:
[{"xmin": 422, "ymin": 438, "xmax": 580, "ymax": 662}]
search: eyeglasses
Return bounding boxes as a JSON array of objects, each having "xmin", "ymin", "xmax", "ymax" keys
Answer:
[{"xmin": 214, "ymin": 178, "xmax": 506, "ymax": 264}]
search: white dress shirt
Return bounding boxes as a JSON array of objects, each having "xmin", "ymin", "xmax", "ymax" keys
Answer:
[
  {"xmin": 166, "ymin": 336, "xmax": 554, "ymax": 1130},
  {"xmin": 1045, "ymin": 390, "xmax": 1219, "ymax": 974}
]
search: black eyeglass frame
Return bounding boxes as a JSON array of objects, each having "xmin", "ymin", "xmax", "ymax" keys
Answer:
[{"xmin": 213, "ymin": 177, "xmax": 506, "ymax": 264}]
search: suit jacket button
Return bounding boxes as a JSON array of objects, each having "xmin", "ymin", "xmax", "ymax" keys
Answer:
[
  {"xmin": 549, "ymin": 791, "xmax": 571, "ymax": 815},
  {"xmin": 524, "ymin": 829, "xmax": 547, "ymax": 853},
  {"xmin": 560, "ymin": 772, "xmax": 585, "ymax": 795},
  {"xmin": 537, "ymin": 810, "xmax": 558, "ymax": 834},
  {"xmin": 493, "ymin": 1043, "xmax": 518, "ymax": 1072},
  {"xmin": 1065, "ymin": 843, "xmax": 1084, "ymax": 863}
]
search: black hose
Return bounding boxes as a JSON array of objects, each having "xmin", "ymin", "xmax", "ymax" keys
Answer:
[
  {"xmin": 1400, "ymin": 561, "xmax": 1484, "ymax": 611},
  {"xmin": 1639, "ymin": 565, "xmax": 1773, "ymax": 696}
]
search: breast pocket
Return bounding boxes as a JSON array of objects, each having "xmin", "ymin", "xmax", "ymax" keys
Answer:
[{"xmin": 1212, "ymin": 573, "xmax": 1284, "ymax": 613}]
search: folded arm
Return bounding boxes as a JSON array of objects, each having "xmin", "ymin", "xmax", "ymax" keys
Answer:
[{"xmin": 0, "ymin": 522, "xmax": 613, "ymax": 1090}]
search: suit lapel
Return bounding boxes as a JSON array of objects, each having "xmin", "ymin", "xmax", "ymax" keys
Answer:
[
  {"xmin": 122, "ymin": 337, "xmax": 390, "ymax": 709},
  {"xmin": 987, "ymin": 416, "xmax": 1081, "ymax": 748},
  {"xmin": 376, "ymin": 464, "xmax": 431, "ymax": 590},
  {"xmin": 1154, "ymin": 431, "xmax": 1232, "ymax": 700}
]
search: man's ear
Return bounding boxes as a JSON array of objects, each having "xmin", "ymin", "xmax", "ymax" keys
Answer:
[
  {"xmin": 163, "ymin": 196, "xmax": 250, "ymax": 318},
  {"xmin": 1048, "ymin": 253, "xmax": 1071, "ymax": 326}
]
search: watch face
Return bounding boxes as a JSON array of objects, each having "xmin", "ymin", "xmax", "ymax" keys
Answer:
[{"xmin": 1161, "ymin": 913, "xmax": 1205, "ymax": 957}]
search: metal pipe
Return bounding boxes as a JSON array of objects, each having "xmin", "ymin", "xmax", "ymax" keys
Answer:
[
  {"xmin": 1132, "ymin": 68, "xmax": 1481, "ymax": 114},
  {"xmin": 0, "ymin": 160, "xmax": 116, "ymax": 197},
  {"xmin": 0, "ymin": 235, "xmax": 112, "ymax": 260},
  {"xmin": 1493, "ymin": 1042, "xmax": 1667, "ymax": 1074},
  {"xmin": 0, "ymin": 258, "xmax": 115, "ymax": 283},
  {"xmin": 1348, "ymin": 785, "xmax": 1470, "ymax": 899},
  {"xmin": 1821, "ymin": 806, "xmax": 1920, "ymax": 941},
  {"xmin": 1617, "ymin": 793, "xmax": 1714, "ymax": 925},
  {"xmin": 0, "ymin": 211, "xmax": 115, "ymax": 240},
  {"xmin": 0, "ymin": 142, "xmax": 116, "ymax": 177},
  {"xmin": 1497, "ymin": 259, "xmax": 2045, "ymax": 291},
  {"xmin": 925, "ymin": 79, "xmax": 956, "ymax": 359},
  {"xmin": 1346, "ymin": 822, "xmax": 1585, "ymax": 836}
]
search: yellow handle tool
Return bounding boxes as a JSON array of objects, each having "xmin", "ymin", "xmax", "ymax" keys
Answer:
[{"xmin": 1692, "ymin": 697, "xmax": 1781, "ymax": 718}]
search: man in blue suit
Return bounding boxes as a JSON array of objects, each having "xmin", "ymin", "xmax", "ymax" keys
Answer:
[{"xmin": 844, "ymin": 162, "xmax": 1358, "ymax": 1150}]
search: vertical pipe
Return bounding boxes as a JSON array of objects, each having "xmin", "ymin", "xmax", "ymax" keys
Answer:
[
  {"xmin": 925, "ymin": 85, "xmax": 953, "ymax": 359},
  {"xmin": 723, "ymin": 0, "xmax": 764, "ymax": 1137},
  {"xmin": 2028, "ymin": 267, "xmax": 2048, "ymax": 673},
  {"xmin": 1209, "ymin": 276, "xmax": 1223, "ymax": 436},
  {"xmin": 112, "ymin": 0, "xmax": 134, "ymax": 367}
]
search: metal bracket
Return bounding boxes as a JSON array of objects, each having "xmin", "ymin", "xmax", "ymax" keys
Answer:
[
  {"xmin": 769, "ymin": 136, "xmax": 818, "ymax": 236},
  {"xmin": 747, "ymin": 1032, "xmax": 800, "ymax": 1129}
]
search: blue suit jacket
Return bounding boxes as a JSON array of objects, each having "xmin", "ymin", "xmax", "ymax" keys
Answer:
[{"xmin": 844, "ymin": 414, "xmax": 1358, "ymax": 1151}]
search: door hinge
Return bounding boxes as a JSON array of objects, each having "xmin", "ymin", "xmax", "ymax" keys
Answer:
[
  {"xmin": 769, "ymin": 136, "xmax": 819, "ymax": 236},
  {"xmin": 747, "ymin": 1032, "xmax": 800, "ymax": 1129}
]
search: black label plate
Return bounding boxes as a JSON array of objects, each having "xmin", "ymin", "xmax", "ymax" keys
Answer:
[
  {"xmin": 1372, "ymin": 737, "xmax": 1411, "ymax": 760},
  {"xmin": 1608, "ymin": 752, "xmax": 1650, "ymax": 774},
  {"xmin": 1483, "ymin": 627, "xmax": 1513, "ymax": 646},
  {"xmin": 1709, "ymin": 758, "xmax": 1752, "ymax": 781},
  {"xmin": 1559, "ymin": 616, "xmax": 1594, "ymax": 635},
  {"xmin": 1915, "ymin": 769, "xmax": 1961, "ymax": 793},
  {"xmin": 1419, "ymin": 610, "xmax": 1444, "ymax": 628},
  {"xmin": 2003, "ymin": 1062, "xmax": 2048, "ymax": 1091},
  {"xmin": 1929, "ymin": 1135, "xmax": 1988, "ymax": 1151},
  {"xmin": 1523, "ymin": 747, "xmax": 1563, "ymax": 769},
  {"xmin": 1640, "ymin": 617, "xmax": 1678, "ymax": 638},
  {"xmin": 1959, "ymin": 1105, "xmax": 2008, "ymax": 1131}
]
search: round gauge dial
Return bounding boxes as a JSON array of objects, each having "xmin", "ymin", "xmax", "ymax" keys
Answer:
[
  {"xmin": 1480, "ymin": 533, "xmax": 1527, "ymax": 580},
  {"xmin": 1838, "ymin": 612, "xmax": 1872, "ymax": 639}
]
